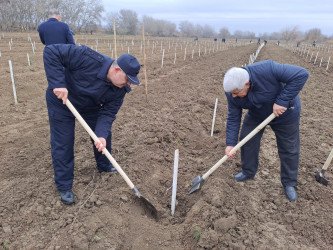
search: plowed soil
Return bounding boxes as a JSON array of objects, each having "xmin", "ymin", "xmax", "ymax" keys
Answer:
[{"xmin": 0, "ymin": 33, "xmax": 332, "ymax": 249}]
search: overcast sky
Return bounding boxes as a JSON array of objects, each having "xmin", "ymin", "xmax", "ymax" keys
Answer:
[{"xmin": 101, "ymin": 0, "xmax": 333, "ymax": 36}]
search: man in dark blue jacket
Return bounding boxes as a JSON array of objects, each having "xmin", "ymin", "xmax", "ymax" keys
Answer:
[
  {"xmin": 43, "ymin": 44, "xmax": 140, "ymax": 205},
  {"xmin": 223, "ymin": 60, "xmax": 309, "ymax": 201},
  {"xmin": 38, "ymin": 9, "xmax": 75, "ymax": 45}
]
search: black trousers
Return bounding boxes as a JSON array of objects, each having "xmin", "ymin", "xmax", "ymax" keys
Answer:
[
  {"xmin": 239, "ymin": 114, "xmax": 300, "ymax": 187},
  {"xmin": 46, "ymin": 89, "xmax": 112, "ymax": 191}
]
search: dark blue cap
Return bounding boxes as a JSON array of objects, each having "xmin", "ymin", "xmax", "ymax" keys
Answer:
[{"xmin": 117, "ymin": 54, "xmax": 140, "ymax": 85}]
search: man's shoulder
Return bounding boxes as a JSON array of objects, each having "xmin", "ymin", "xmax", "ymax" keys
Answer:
[
  {"xmin": 39, "ymin": 19, "xmax": 69, "ymax": 28},
  {"xmin": 58, "ymin": 21, "xmax": 70, "ymax": 28},
  {"xmin": 38, "ymin": 21, "xmax": 47, "ymax": 30},
  {"xmin": 246, "ymin": 59, "xmax": 276, "ymax": 75},
  {"xmin": 83, "ymin": 46, "xmax": 110, "ymax": 63}
]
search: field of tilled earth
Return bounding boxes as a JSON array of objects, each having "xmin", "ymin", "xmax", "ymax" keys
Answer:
[{"xmin": 0, "ymin": 33, "xmax": 332, "ymax": 249}]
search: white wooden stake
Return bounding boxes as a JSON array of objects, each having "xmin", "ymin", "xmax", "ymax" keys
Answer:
[
  {"xmin": 161, "ymin": 49, "xmax": 165, "ymax": 68},
  {"xmin": 314, "ymin": 52, "xmax": 319, "ymax": 64},
  {"xmin": 184, "ymin": 47, "xmax": 186, "ymax": 60},
  {"xmin": 326, "ymin": 57, "xmax": 330, "ymax": 71},
  {"xmin": 113, "ymin": 18, "xmax": 117, "ymax": 58},
  {"xmin": 9, "ymin": 60, "xmax": 18, "ymax": 104},
  {"xmin": 211, "ymin": 98, "xmax": 218, "ymax": 136},
  {"xmin": 174, "ymin": 52, "xmax": 176, "ymax": 64},
  {"xmin": 27, "ymin": 53, "xmax": 30, "ymax": 66},
  {"xmin": 171, "ymin": 149, "xmax": 179, "ymax": 216}
]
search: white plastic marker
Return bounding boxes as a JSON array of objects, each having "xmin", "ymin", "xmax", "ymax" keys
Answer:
[
  {"xmin": 27, "ymin": 53, "xmax": 30, "ymax": 66},
  {"xmin": 8, "ymin": 60, "xmax": 18, "ymax": 104},
  {"xmin": 161, "ymin": 49, "xmax": 165, "ymax": 68},
  {"xmin": 211, "ymin": 98, "xmax": 218, "ymax": 136},
  {"xmin": 171, "ymin": 149, "xmax": 179, "ymax": 216}
]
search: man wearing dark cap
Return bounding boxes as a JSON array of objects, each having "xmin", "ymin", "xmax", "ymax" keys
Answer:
[
  {"xmin": 38, "ymin": 9, "xmax": 75, "ymax": 45},
  {"xmin": 43, "ymin": 44, "xmax": 140, "ymax": 205}
]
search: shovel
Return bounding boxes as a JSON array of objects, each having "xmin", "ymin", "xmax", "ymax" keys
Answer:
[
  {"xmin": 189, "ymin": 113, "xmax": 276, "ymax": 194},
  {"xmin": 65, "ymin": 99, "xmax": 157, "ymax": 218},
  {"xmin": 315, "ymin": 148, "xmax": 333, "ymax": 186}
]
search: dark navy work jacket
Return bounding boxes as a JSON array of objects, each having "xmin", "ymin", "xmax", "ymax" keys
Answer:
[
  {"xmin": 225, "ymin": 60, "xmax": 309, "ymax": 146},
  {"xmin": 38, "ymin": 18, "xmax": 75, "ymax": 45},
  {"xmin": 43, "ymin": 44, "xmax": 131, "ymax": 139}
]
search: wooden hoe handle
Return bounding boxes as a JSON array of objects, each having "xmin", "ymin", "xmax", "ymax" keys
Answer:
[
  {"xmin": 322, "ymin": 148, "xmax": 333, "ymax": 171},
  {"xmin": 65, "ymin": 99, "xmax": 135, "ymax": 190},
  {"xmin": 202, "ymin": 113, "xmax": 276, "ymax": 180}
]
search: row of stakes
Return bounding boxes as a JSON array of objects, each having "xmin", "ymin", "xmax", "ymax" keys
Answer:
[{"xmin": 293, "ymin": 46, "xmax": 331, "ymax": 71}]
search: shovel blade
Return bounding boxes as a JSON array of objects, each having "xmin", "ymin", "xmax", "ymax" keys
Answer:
[
  {"xmin": 132, "ymin": 187, "xmax": 158, "ymax": 219},
  {"xmin": 188, "ymin": 176, "xmax": 204, "ymax": 194},
  {"xmin": 138, "ymin": 196, "xmax": 158, "ymax": 219},
  {"xmin": 315, "ymin": 169, "xmax": 329, "ymax": 186}
]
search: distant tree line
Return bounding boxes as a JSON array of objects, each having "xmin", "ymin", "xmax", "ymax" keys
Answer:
[
  {"xmin": 0, "ymin": 0, "xmax": 104, "ymax": 33},
  {"xmin": 105, "ymin": 9, "xmax": 331, "ymax": 42},
  {"xmin": 0, "ymin": 2, "xmax": 331, "ymax": 41}
]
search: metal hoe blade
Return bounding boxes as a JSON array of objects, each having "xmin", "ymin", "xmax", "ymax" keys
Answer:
[
  {"xmin": 65, "ymin": 99, "xmax": 158, "ymax": 218},
  {"xmin": 315, "ymin": 169, "xmax": 329, "ymax": 186},
  {"xmin": 188, "ymin": 176, "xmax": 204, "ymax": 194},
  {"xmin": 133, "ymin": 187, "xmax": 158, "ymax": 219},
  {"xmin": 139, "ymin": 196, "xmax": 158, "ymax": 219}
]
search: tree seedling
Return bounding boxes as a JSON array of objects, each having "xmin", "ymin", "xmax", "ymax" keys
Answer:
[{"xmin": 194, "ymin": 227, "xmax": 202, "ymax": 243}]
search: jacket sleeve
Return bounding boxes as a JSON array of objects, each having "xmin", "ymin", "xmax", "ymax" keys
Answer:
[
  {"xmin": 65, "ymin": 25, "xmax": 75, "ymax": 45},
  {"xmin": 225, "ymin": 93, "xmax": 243, "ymax": 146},
  {"xmin": 95, "ymin": 89, "xmax": 126, "ymax": 139},
  {"xmin": 43, "ymin": 44, "xmax": 83, "ymax": 89},
  {"xmin": 271, "ymin": 61, "xmax": 309, "ymax": 107},
  {"xmin": 37, "ymin": 26, "xmax": 45, "ymax": 45}
]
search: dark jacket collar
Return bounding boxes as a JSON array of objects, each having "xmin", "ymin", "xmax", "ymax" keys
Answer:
[{"xmin": 48, "ymin": 18, "xmax": 59, "ymax": 22}]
